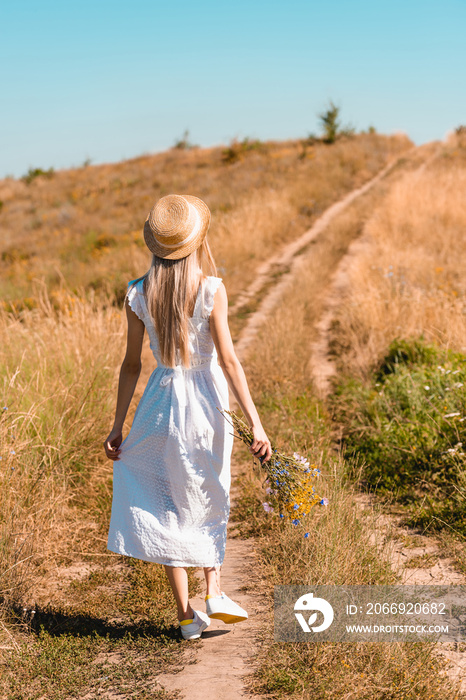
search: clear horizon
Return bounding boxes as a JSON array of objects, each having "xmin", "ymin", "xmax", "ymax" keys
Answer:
[{"xmin": 2, "ymin": 0, "xmax": 465, "ymax": 179}]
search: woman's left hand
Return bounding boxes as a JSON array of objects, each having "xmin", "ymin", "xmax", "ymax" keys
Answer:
[{"xmin": 104, "ymin": 429, "xmax": 123, "ymax": 461}]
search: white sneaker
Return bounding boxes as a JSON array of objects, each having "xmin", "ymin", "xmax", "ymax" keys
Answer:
[
  {"xmin": 205, "ymin": 591, "xmax": 248, "ymax": 624},
  {"xmin": 179, "ymin": 609, "xmax": 211, "ymax": 640}
]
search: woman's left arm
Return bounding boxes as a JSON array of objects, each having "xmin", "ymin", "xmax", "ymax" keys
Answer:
[{"xmin": 103, "ymin": 298, "xmax": 145, "ymax": 461}]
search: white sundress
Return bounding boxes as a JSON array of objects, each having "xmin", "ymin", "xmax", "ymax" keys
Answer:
[{"xmin": 106, "ymin": 275, "xmax": 234, "ymax": 568}]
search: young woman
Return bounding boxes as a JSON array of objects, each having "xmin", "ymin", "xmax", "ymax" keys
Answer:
[{"xmin": 104, "ymin": 194, "xmax": 272, "ymax": 640}]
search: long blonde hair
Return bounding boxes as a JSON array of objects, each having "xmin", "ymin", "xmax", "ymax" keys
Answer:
[{"xmin": 129, "ymin": 239, "xmax": 217, "ymax": 368}]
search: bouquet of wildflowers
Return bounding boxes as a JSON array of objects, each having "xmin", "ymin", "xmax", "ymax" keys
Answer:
[{"xmin": 222, "ymin": 410, "xmax": 328, "ymax": 536}]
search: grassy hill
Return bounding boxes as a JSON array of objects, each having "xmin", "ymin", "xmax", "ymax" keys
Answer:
[{"xmin": 0, "ymin": 132, "xmax": 411, "ymax": 312}]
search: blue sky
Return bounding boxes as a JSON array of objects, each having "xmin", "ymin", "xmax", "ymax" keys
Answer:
[{"xmin": 1, "ymin": 0, "xmax": 465, "ymax": 178}]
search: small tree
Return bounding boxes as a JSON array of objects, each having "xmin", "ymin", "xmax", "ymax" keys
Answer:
[
  {"xmin": 172, "ymin": 129, "xmax": 198, "ymax": 150},
  {"xmin": 318, "ymin": 101, "xmax": 341, "ymax": 143}
]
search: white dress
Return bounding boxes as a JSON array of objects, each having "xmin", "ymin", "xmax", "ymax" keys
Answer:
[{"xmin": 106, "ymin": 275, "xmax": 234, "ymax": 568}]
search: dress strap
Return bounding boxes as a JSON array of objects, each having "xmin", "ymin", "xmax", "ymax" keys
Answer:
[
  {"xmin": 126, "ymin": 278, "xmax": 147, "ymax": 322},
  {"xmin": 192, "ymin": 276, "xmax": 223, "ymax": 319}
]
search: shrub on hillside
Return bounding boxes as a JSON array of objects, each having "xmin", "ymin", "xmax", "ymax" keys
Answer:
[
  {"xmin": 172, "ymin": 129, "xmax": 198, "ymax": 150},
  {"xmin": 21, "ymin": 167, "xmax": 55, "ymax": 184},
  {"xmin": 221, "ymin": 137, "xmax": 266, "ymax": 164}
]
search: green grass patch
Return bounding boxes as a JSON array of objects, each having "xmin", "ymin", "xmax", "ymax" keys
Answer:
[{"xmin": 331, "ymin": 337, "xmax": 466, "ymax": 536}]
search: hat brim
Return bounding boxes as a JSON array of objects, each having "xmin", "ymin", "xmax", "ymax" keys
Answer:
[{"xmin": 143, "ymin": 194, "xmax": 211, "ymax": 260}]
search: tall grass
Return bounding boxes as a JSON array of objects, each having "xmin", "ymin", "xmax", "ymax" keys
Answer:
[
  {"xmin": 329, "ymin": 140, "xmax": 466, "ymax": 382},
  {"xmin": 229, "ymin": 144, "xmax": 464, "ymax": 698},
  {"xmin": 322, "ymin": 135, "xmax": 466, "ymax": 560},
  {"xmin": 0, "ymin": 279, "xmax": 123, "ymax": 619}
]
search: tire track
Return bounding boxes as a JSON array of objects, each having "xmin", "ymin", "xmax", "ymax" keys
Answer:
[
  {"xmin": 308, "ymin": 142, "xmax": 445, "ymax": 398},
  {"xmin": 233, "ymin": 146, "xmax": 417, "ymax": 362}
]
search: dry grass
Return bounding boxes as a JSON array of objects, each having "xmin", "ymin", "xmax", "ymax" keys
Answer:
[
  {"xmin": 329, "ymin": 135, "xmax": 466, "ymax": 382},
  {"xmin": 0, "ymin": 279, "xmax": 123, "ymax": 613},
  {"xmin": 321, "ymin": 134, "xmax": 466, "ymax": 576},
  {"xmin": 229, "ymin": 140, "xmax": 465, "ymax": 699},
  {"xmin": 243, "ymin": 162, "xmax": 407, "ymax": 396},
  {"xmin": 0, "ymin": 133, "xmax": 411, "ymax": 307},
  {"xmin": 0, "ymin": 134, "xmax": 412, "ymax": 617},
  {"xmin": 1, "ymin": 131, "xmax": 431, "ymax": 697},
  {"xmin": 0, "ymin": 279, "xmax": 200, "ymax": 697}
]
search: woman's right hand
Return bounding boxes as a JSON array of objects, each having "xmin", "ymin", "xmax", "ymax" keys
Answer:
[
  {"xmin": 249, "ymin": 424, "xmax": 273, "ymax": 462},
  {"xmin": 104, "ymin": 429, "xmax": 123, "ymax": 461}
]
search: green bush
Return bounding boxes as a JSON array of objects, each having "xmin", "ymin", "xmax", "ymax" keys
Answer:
[
  {"xmin": 21, "ymin": 167, "xmax": 55, "ymax": 184},
  {"xmin": 318, "ymin": 101, "xmax": 356, "ymax": 143},
  {"xmin": 221, "ymin": 137, "xmax": 265, "ymax": 164},
  {"xmin": 318, "ymin": 101, "xmax": 341, "ymax": 143},
  {"xmin": 332, "ymin": 338, "xmax": 466, "ymax": 534},
  {"xmin": 172, "ymin": 128, "xmax": 198, "ymax": 150}
]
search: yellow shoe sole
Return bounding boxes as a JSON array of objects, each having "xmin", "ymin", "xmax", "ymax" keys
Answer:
[{"xmin": 207, "ymin": 611, "xmax": 247, "ymax": 624}]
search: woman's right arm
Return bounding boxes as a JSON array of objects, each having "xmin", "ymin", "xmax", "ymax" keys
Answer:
[
  {"xmin": 209, "ymin": 281, "xmax": 272, "ymax": 462},
  {"xmin": 103, "ymin": 297, "xmax": 145, "ymax": 461}
]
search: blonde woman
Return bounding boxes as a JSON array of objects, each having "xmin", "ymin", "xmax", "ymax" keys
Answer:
[{"xmin": 104, "ymin": 194, "xmax": 272, "ymax": 640}]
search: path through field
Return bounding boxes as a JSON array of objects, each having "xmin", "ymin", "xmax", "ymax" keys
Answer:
[{"xmin": 155, "ymin": 142, "xmax": 460, "ymax": 699}]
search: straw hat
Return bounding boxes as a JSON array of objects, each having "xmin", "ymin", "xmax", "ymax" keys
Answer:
[{"xmin": 143, "ymin": 194, "xmax": 211, "ymax": 259}]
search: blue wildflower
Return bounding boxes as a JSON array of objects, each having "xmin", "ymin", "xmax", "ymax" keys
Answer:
[
  {"xmin": 304, "ymin": 532, "xmax": 309, "ymax": 538},
  {"xmin": 293, "ymin": 504, "xmax": 299, "ymax": 510},
  {"xmin": 279, "ymin": 514, "xmax": 284, "ymax": 519},
  {"xmin": 292, "ymin": 519, "xmax": 299, "ymax": 526}
]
